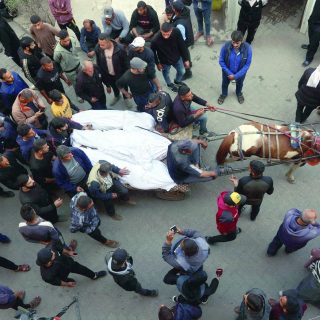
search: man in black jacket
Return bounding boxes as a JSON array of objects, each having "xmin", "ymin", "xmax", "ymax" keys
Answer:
[
  {"xmin": 295, "ymin": 66, "xmax": 320, "ymax": 123},
  {"xmin": 302, "ymin": 0, "xmax": 320, "ymax": 67},
  {"xmin": 95, "ymin": 33, "xmax": 130, "ymax": 106},
  {"xmin": 18, "ymin": 174, "xmax": 62, "ymax": 224},
  {"xmin": 129, "ymin": 1, "xmax": 160, "ymax": 43},
  {"xmin": 107, "ymin": 248, "xmax": 158, "ymax": 297},
  {"xmin": 230, "ymin": 160, "xmax": 273, "ymax": 221},
  {"xmin": 151, "ymin": 23, "xmax": 190, "ymax": 93}
]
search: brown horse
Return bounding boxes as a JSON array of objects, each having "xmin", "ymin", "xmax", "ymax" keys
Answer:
[{"xmin": 216, "ymin": 122, "xmax": 319, "ymax": 183}]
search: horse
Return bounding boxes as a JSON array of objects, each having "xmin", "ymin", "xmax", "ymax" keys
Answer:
[{"xmin": 215, "ymin": 122, "xmax": 320, "ymax": 183}]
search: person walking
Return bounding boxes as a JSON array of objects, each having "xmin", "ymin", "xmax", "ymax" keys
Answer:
[
  {"xmin": 218, "ymin": 30, "xmax": 252, "ymax": 105},
  {"xmin": 80, "ymin": 19, "xmax": 101, "ymax": 58},
  {"xmin": 295, "ymin": 65, "xmax": 320, "ymax": 123},
  {"xmin": 70, "ymin": 192, "xmax": 119, "ymax": 247},
  {"xmin": 192, "ymin": 0, "xmax": 213, "ymax": 47},
  {"xmin": 206, "ymin": 191, "xmax": 246, "ymax": 245},
  {"xmin": 29, "ymin": 15, "xmax": 60, "ymax": 59},
  {"xmin": 267, "ymin": 208, "xmax": 320, "ymax": 256},
  {"xmin": 48, "ymin": 0, "xmax": 80, "ymax": 41},
  {"xmin": 229, "ymin": 160, "xmax": 273, "ymax": 221},
  {"xmin": 237, "ymin": 0, "xmax": 268, "ymax": 44},
  {"xmin": 95, "ymin": 33, "xmax": 129, "ymax": 106},
  {"xmin": 107, "ymin": 248, "xmax": 158, "ymax": 297},
  {"xmin": 151, "ymin": 23, "xmax": 190, "ymax": 92}
]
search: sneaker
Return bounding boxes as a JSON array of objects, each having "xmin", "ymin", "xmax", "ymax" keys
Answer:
[
  {"xmin": 194, "ymin": 31, "xmax": 203, "ymax": 42},
  {"xmin": 302, "ymin": 60, "xmax": 311, "ymax": 67},
  {"xmin": 148, "ymin": 290, "xmax": 159, "ymax": 297},
  {"xmin": 104, "ymin": 239, "xmax": 119, "ymax": 248},
  {"xmin": 237, "ymin": 94, "xmax": 245, "ymax": 104},
  {"xmin": 301, "ymin": 44, "xmax": 308, "ymax": 49},
  {"xmin": 0, "ymin": 233, "xmax": 11, "ymax": 243},
  {"xmin": 167, "ymin": 83, "xmax": 179, "ymax": 92},
  {"xmin": 0, "ymin": 190, "xmax": 14, "ymax": 198},
  {"xmin": 172, "ymin": 295, "xmax": 178, "ymax": 302},
  {"xmin": 199, "ymin": 130, "xmax": 215, "ymax": 138},
  {"xmin": 110, "ymin": 95, "xmax": 120, "ymax": 106},
  {"xmin": 181, "ymin": 69, "xmax": 192, "ymax": 81},
  {"xmin": 205, "ymin": 236, "xmax": 215, "ymax": 245},
  {"xmin": 174, "ymin": 79, "xmax": 187, "ymax": 86},
  {"xmin": 110, "ymin": 213, "xmax": 123, "ymax": 221},
  {"xmin": 29, "ymin": 296, "xmax": 41, "ymax": 309},
  {"xmin": 201, "ymin": 296, "xmax": 209, "ymax": 304},
  {"xmin": 93, "ymin": 270, "xmax": 107, "ymax": 280}
]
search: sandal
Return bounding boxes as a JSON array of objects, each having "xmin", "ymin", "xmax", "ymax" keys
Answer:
[
  {"xmin": 206, "ymin": 36, "xmax": 214, "ymax": 47},
  {"xmin": 237, "ymin": 94, "xmax": 245, "ymax": 104},
  {"xmin": 218, "ymin": 95, "xmax": 226, "ymax": 105},
  {"xmin": 68, "ymin": 239, "xmax": 78, "ymax": 251},
  {"xmin": 104, "ymin": 239, "xmax": 119, "ymax": 248},
  {"xmin": 29, "ymin": 296, "xmax": 41, "ymax": 309},
  {"xmin": 16, "ymin": 264, "xmax": 31, "ymax": 272}
]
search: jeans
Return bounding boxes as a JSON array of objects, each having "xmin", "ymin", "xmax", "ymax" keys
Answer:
[
  {"xmin": 88, "ymin": 227, "xmax": 107, "ymax": 244},
  {"xmin": 163, "ymin": 268, "xmax": 184, "ymax": 285},
  {"xmin": 237, "ymin": 20, "xmax": 260, "ymax": 44},
  {"xmin": 206, "ymin": 231, "xmax": 237, "ymax": 244},
  {"xmin": 89, "ymin": 94, "xmax": 107, "ymax": 110},
  {"xmin": 58, "ymin": 19, "xmax": 81, "ymax": 41},
  {"xmin": 0, "ymin": 256, "xmax": 18, "ymax": 271},
  {"xmin": 193, "ymin": 0, "xmax": 212, "ymax": 36},
  {"xmin": 295, "ymin": 102, "xmax": 316, "ymax": 123},
  {"xmin": 162, "ymin": 58, "xmax": 185, "ymax": 85},
  {"xmin": 221, "ymin": 71, "xmax": 246, "ymax": 97},
  {"xmin": 190, "ymin": 105, "xmax": 208, "ymax": 133},
  {"xmin": 134, "ymin": 282, "xmax": 154, "ymax": 296}
]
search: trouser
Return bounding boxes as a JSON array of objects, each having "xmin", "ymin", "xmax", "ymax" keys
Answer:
[
  {"xmin": 306, "ymin": 28, "xmax": 320, "ymax": 62},
  {"xmin": 58, "ymin": 19, "xmax": 81, "ymax": 41},
  {"xmin": 162, "ymin": 58, "xmax": 185, "ymax": 85},
  {"xmin": 102, "ymin": 180, "xmax": 129, "ymax": 216},
  {"xmin": 133, "ymin": 86, "xmax": 156, "ymax": 112},
  {"xmin": 267, "ymin": 228, "xmax": 307, "ymax": 256},
  {"xmin": 206, "ymin": 231, "xmax": 237, "ymax": 244},
  {"xmin": 106, "ymin": 75, "xmax": 127, "ymax": 99},
  {"xmin": 221, "ymin": 71, "xmax": 246, "ymax": 97},
  {"xmin": 190, "ymin": 105, "xmax": 208, "ymax": 133},
  {"xmin": 295, "ymin": 102, "xmax": 316, "ymax": 123},
  {"xmin": 88, "ymin": 227, "xmax": 107, "ymax": 244},
  {"xmin": 68, "ymin": 260, "xmax": 96, "ymax": 279},
  {"xmin": 193, "ymin": 1, "xmax": 212, "ymax": 36},
  {"xmin": 134, "ymin": 282, "xmax": 155, "ymax": 296},
  {"xmin": 238, "ymin": 203, "xmax": 261, "ymax": 221},
  {"xmin": 0, "ymin": 256, "xmax": 18, "ymax": 271},
  {"xmin": 88, "ymin": 94, "xmax": 107, "ymax": 110},
  {"xmin": 237, "ymin": 19, "xmax": 261, "ymax": 44},
  {"xmin": 11, "ymin": 297, "xmax": 30, "ymax": 310},
  {"xmin": 163, "ymin": 268, "xmax": 185, "ymax": 285},
  {"xmin": 126, "ymin": 27, "xmax": 156, "ymax": 44},
  {"xmin": 66, "ymin": 175, "xmax": 90, "ymax": 198}
]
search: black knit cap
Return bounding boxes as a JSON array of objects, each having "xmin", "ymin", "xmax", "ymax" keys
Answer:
[
  {"xmin": 36, "ymin": 247, "xmax": 53, "ymax": 266},
  {"xmin": 178, "ymin": 85, "xmax": 190, "ymax": 96},
  {"xmin": 112, "ymin": 248, "xmax": 128, "ymax": 264}
]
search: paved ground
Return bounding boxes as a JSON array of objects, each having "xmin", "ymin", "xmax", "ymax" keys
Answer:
[{"xmin": 1, "ymin": 2, "xmax": 320, "ymax": 319}]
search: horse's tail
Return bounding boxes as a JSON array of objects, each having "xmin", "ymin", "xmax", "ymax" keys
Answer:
[{"xmin": 216, "ymin": 133, "xmax": 235, "ymax": 165}]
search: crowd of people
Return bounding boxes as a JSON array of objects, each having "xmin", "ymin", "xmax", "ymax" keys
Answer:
[{"xmin": 0, "ymin": 0, "xmax": 320, "ymax": 319}]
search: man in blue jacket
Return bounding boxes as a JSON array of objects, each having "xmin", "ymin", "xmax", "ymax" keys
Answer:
[
  {"xmin": 218, "ymin": 30, "xmax": 252, "ymax": 105},
  {"xmin": 158, "ymin": 303, "xmax": 202, "ymax": 320},
  {"xmin": 80, "ymin": 19, "xmax": 101, "ymax": 58},
  {"xmin": 53, "ymin": 145, "xmax": 93, "ymax": 197}
]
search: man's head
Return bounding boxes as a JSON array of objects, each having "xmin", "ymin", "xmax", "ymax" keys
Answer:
[
  {"xmin": 20, "ymin": 36, "xmax": 36, "ymax": 52},
  {"xmin": 0, "ymin": 69, "xmax": 14, "ymax": 84},
  {"xmin": 130, "ymin": 57, "xmax": 147, "ymax": 74},
  {"xmin": 161, "ymin": 22, "xmax": 173, "ymax": 39},
  {"xmin": 249, "ymin": 160, "xmax": 265, "ymax": 176},
  {"xmin": 56, "ymin": 145, "xmax": 72, "ymax": 161},
  {"xmin": 82, "ymin": 60, "xmax": 94, "ymax": 77},
  {"xmin": 137, "ymin": 1, "xmax": 147, "ymax": 16},
  {"xmin": 98, "ymin": 33, "xmax": 113, "ymax": 50},
  {"xmin": 158, "ymin": 305, "xmax": 173, "ymax": 320},
  {"xmin": 76, "ymin": 194, "xmax": 94, "ymax": 211},
  {"xmin": 33, "ymin": 138, "xmax": 49, "ymax": 155},
  {"xmin": 181, "ymin": 238, "xmax": 199, "ymax": 257},
  {"xmin": 36, "ymin": 247, "xmax": 55, "ymax": 267},
  {"xmin": 301, "ymin": 209, "xmax": 317, "ymax": 225},
  {"xmin": 0, "ymin": 154, "xmax": 10, "ymax": 168},
  {"xmin": 231, "ymin": 30, "xmax": 244, "ymax": 50},
  {"xmin": 244, "ymin": 293, "xmax": 263, "ymax": 313},
  {"xmin": 50, "ymin": 117, "xmax": 69, "ymax": 133},
  {"xmin": 104, "ymin": 6, "xmax": 114, "ymax": 25},
  {"xmin": 17, "ymin": 124, "xmax": 35, "ymax": 140},
  {"xmin": 223, "ymin": 192, "xmax": 247, "ymax": 207},
  {"xmin": 146, "ymin": 93, "xmax": 161, "ymax": 109},
  {"xmin": 164, "ymin": 6, "xmax": 174, "ymax": 20},
  {"xmin": 177, "ymin": 140, "xmax": 193, "ymax": 155},
  {"xmin": 20, "ymin": 204, "xmax": 37, "ymax": 222},
  {"xmin": 279, "ymin": 295, "xmax": 300, "ymax": 315},
  {"xmin": 98, "ymin": 161, "xmax": 112, "ymax": 177},
  {"xmin": 30, "ymin": 15, "xmax": 43, "ymax": 30},
  {"xmin": 130, "ymin": 37, "xmax": 145, "ymax": 53},
  {"xmin": 111, "ymin": 248, "xmax": 129, "ymax": 266},
  {"xmin": 172, "ymin": 0, "xmax": 185, "ymax": 15},
  {"xmin": 19, "ymin": 89, "xmax": 34, "ymax": 104},
  {"xmin": 40, "ymin": 56, "xmax": 54, "ymax": 72},
  {"xmin": 58, "ymin": 29, "xmax": 71, "ymax": 47},
  {"xmin": 17, "ymin": 174, "xmax": 36, "ymax": 189},
  {"xmin": 83, "ymin": 19, "xmax": 94, "ymax": 32},
  {"xmin": 178, "ymin": 85, "xmax": 193, "ymax": 101},
  {"xmin": 49, "ymin": 89, "xmax": 64, "ymax": 105}
]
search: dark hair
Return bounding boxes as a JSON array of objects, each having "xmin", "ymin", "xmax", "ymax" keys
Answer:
[
  {"xmin": 161, "ymin": 22, "xmax": 173, "ymax": 32},
  {"xmin": 58, "ymin": 29, "xmax": 69, "ymax": 40},
  {"xmin": 165, "ymin": 6, "xmax": 174, "ymax": 14},
  {"xmin": 30, "ymin": 15, "xmax": 41, "ymax": 24},
  {"xmin": 20, "ymin": 204, "xmax": 36, "ymax": 222},
  {"xmin": 0, "ymin": 68, "xmax": 7, "ymax": 79},
  {"xmin": 284, "ymin": 296, "xmax": 300, "ymax": 315},
  {"xmin": 17, "ymin": 174, "xmax": 30, "ymax": 187},
  {"xmin": 33, "ymin": 138, "xmax": 47, "ymax": 152},
  {"xmin": 83, "ymin": 19, "xmax": 94, "ymax": 26},
  {"xmin": 50, "ymin": 117, "xmax": 67, "ymax": 130},
  {"xmin": 178, "ymin": 84, "xmax": 190, "ymax": 96},
  {"xmin": 98, "ymin": 32, "xmax": 111, "ymax": 41},
  {"xmin": 231, "ymin": 30, "xmax": 244, "ymax": 42},
  {"xmin": 4, "ymin": 138, "xmax": 18, "ymax": 150},
  {"xmin": 250, "ymin": 160, "xmax": 265, "ymax": 175},
  {"xmin": 20, "ymin": 36, "xmax": 34, "ymax": 49},
  {"xmin": 40, "ymin": 56, "xmax": 52, "ymax": 65},
  {"xmin": 182, "ymin": 239, "xmax": 199, "ymax": 257},
  {"xmin": 246, "ymin": 294, "xmax": 263, "ymax": 312},
  {"xmin": 17, "ymin": 123, "xmax": 32, "ymax": 137},
  {"xmin": 76, "ymin": 195, "xmax": 93, "ymax": 210},
  {"xmin": 158, "ymin": 306, "xmax": 173, "ymax": 320},
  {"xmin": 137, "ymin": 1, "xmax": 147, "ymax": 8},
  {"xmin": 49, "ymin": 89, "xmax": 63, "ymax": 102}
]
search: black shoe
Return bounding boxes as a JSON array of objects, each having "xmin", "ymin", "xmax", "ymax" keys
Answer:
[
  {"xmin": 147, "ymin": 289, "xmax": 159, "ymax": 297},
  {"xmin": 167, "ymin": 83, "xmax": 179, "ymax": 92},
  {"xmin": 93, "ymin": 270, "xmax": 107, "ymax": 279},
  {"xmin": 181, "ymin": 69, "xmax": 192, "ymax": 81},
  {"xmin": 201, "ymin": 296, "xmax": 209, "ymax": 304},
  {"xmin": 174, "ymin": 79, "xmax": 187, "ymax": 86},
  {"xmin": 301, "ymin": 44, "xmax": 308, "ymax": 49},
  {"xmin": 205, "ymin": 236, "xmax": 215, "ymax": 245},
  {"xmin": 302, "ymin": 60, "xmax": 311, "ymax": 67},
  {"xmin": 236, "ymin": 227, "xmax": 242, "ymax": 234},
  {"xmin": 0, "ymin": 190, "xmax": 14, "ymax": 198}
]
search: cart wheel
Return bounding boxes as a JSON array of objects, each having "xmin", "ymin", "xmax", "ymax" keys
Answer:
[{"xmin": 155, "ymin": 190, "xmax": 186, "ymax": 201}]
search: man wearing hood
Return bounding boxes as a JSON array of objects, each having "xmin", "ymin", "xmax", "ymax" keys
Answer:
[
  {"xmin": 162, "ymin": 227, "xmax": 209, "ymax": 285},
  {"xmin": 107, "ymin": 248, "xmax": 158, "ymax": 296},
  {"xmin": 267, "ymin": 208, "xmax": 320, "ymax": 256}
]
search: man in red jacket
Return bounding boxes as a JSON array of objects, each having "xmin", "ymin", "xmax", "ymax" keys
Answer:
[{"xmin": 206, "ymin": 191, "xmax": 246, "ymax": 245}]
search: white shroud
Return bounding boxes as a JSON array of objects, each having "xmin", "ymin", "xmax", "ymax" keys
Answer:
[{"xmin": 71, "ymin": 110, "xmax": 177, "ymax": 191}]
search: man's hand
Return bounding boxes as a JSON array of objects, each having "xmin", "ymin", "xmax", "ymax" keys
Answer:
[
  {"xmin": 76, "ymin": 186, "xmax": 84, "ymax": 192},
  {"xmin": 35, "ymin": 110, "xmax": 44, "ymax": 118},
  {"xmin": 87, "ymin": 51, "xmax": 95, "ymax": 58},
  {"xmin": 228, "ymin": 74, "xmax": 235, "ymax": 80},
  {"xmin": 14, "ymin": 291, "xmax": 25, "ymax": 299},
  {"xmin": 200, "ymin": 170, "xmax": 217, "ymax": 178},
  {"xmin": 184, "ymin": 60, "xmax": 190, "ymax": 69},
  {"xmin": 91, "ymin": 97, "xmax": 98, "ymax": 103},
  {"xmin": 229, "ymin": 175, "xmax": 239, "ymax": 187},
  {"xmin": 195, "ymin": 108, "xmax": 205, "ymax": 117},
  {"xmin": 106, "ymin": 87, "xmax": 112, "ymax": 94},
  {"xmin": 157, "ymin": 64, "xmax": 163, "ymax": 71},
  {"xmin": 54, "ymin": 198, "xmax": 63, "ymax": 208},
  {"xmin": 166, "ymin": 230, "xmax": 175, "ymax": 245},
  {"xmin": 83, "ymin": 124, "xmax": 93, "ymax": 130},
  {"xmin": 112, "ymin": 193, "xmax": 118, "ymax": 199},
  {"xmin": 206, "ymin": 104, "xmax": 217, "ymax": 111},
  {"xmin": 65, "ymin": 78, "xmax": 72, "ymax": 86},
  {"xmin": 119, "ymin": 167, "xmax": 130, "ymax": 176},
  {"xmin": 199, "ymin": 140, "xmax": 208, "ymax": 149}
]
